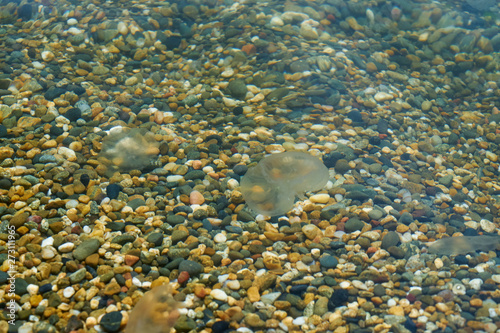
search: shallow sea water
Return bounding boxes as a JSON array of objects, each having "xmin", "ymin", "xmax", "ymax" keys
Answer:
[{"xmin": 1, "ymin": 0, "xmax": 500, "ymax": 332}]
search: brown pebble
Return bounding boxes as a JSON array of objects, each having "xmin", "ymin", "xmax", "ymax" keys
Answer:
[
  {"xmin": 366, "ymin": 62, "xmax": 378, "ymax": 72},
  {"xmin": 264, "ymin": 232, "xmax": 284, "ymax": 242},
  {"xmin": 0, "ymin": 146, "xmax": 14, "ymax": 160},
  {"xmin": 387, "ymin": 305, "xmax": 405, "ymax": 316},
  {"xmin": 189, "ymin": 191, "xmax": 205, "ymax": 205},
  {"xmin": 48, "ymin": 221, "xmax": 64, "ymax": 233},
  {"xmin": 470, "ymin": 298, "xmax": 483, "ymax": 307},
  {"xmin": 247, "ymin": 286, "xmax": 260, "ymax": 302},
  {"xmin": 274, "ymin": 300, "xmax": 291, "ymax": 310},
  {"xmin": 302, "ymin": 224, "xmax": 321, "ymax": 240},
  {"xmin": 125, "ymin": 254, "xmax": 140, "ymax": 266},
  {"xmin": 104, "ymin": 282, "xmax": 121, "ymax": 295},
  {"xmin": 85, "ymin": 253, "xmax": 100, "ymax": 267},
  {"xmin": 41, "ymin": 139, "xmax": 58, "ymax": 149},
  {"xmin": 10, "ymin": 212, "xmax": 29, "ymax": 228}
]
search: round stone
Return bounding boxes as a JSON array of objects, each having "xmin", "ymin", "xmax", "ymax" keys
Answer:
[{"xmin": 214, "ymin": 233, "xmax": 227, "ymax": 243}]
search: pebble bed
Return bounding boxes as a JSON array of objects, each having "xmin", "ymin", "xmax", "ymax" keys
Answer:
[{"xmin": 1, "ymin": 0, "xmax": 500, "ymax": 332}]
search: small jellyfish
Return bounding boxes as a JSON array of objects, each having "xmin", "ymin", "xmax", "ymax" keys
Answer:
[
  {"xmin": 125, "ymin": 284, "xmax": 179, "ymax": 333},
  {"xmin": 240, "ymin": 151, "xmax": 329, "ymax": 216},
  {"xmin": 98, "ymin": 126, "xmax": 160, "ymax": 171}
]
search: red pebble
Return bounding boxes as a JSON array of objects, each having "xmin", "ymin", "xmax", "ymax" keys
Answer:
[
  {"xmin": 241, "ymin": 44, "xmax": 256, "ymax": 55},
  {"xmin": 71, "ymin": 225, "xmax": 83, "ymax": 235},
  {"xmin": 406, "ymin": 293, "xmax": 417, "ymax": 303},
  {"xmin": 178, "ymin": 271, "xmax": 190, "ymax": 284},
  {"xmin": 27, "ymin": 215, "xmax": 43, "ymax": 223}
]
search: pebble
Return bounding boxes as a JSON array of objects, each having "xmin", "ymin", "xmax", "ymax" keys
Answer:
[
  {"xmin": 302, "ymin": 224, "xmax": 321, "ymax": 240},
  {"xmin": 374, "ymin": 91, "xmax": 393, "ymax": 102},
  {"xmin": 226, "ymin": 280, "xmax": 240, "ymax": 290},
  {"xmin": 58, "ymin": 242, "xmax": 75, "ymax": 253},
  {"xmin": 41, "ymin": 246, "xmax": 56, "ymax": 260},
  {"xmin": 63, "ymin": 286, "xmax": 75, "ymax": 298},
  {"xmin": 100, "ymin": 311, "xmax": 122, "ymax": 333},
  {"xmin": 73, "ymin": 239, "xmax": 101, "ymax": 261},
  {"xmin": 41, "ymin": 51, "xmax": 55, "ymax": 62},
  {"xmin": 189, "ymin": 190, "xmax": 205, "ymax": 205},
  {"xmin": 213, "ymin": 233, "xmax": 227, "ymax": 243},
  {"xmin": 309, "ymin": 193, "xmax": 330, "ymax": 204},
  {"xmin": 210, "ymin": 289, "xmax": 228, "ymax": 302}
]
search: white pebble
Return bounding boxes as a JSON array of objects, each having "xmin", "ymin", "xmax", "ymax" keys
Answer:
[
  {"xmin": 352, "ymin": 280, "xmax": 368, "ymax": 290},
  {"xmin": 27, "ymin": 284, "xmax": 39, "ymax": 296},
  {"xmin": 66, "ymin": 27, "xmax": 83, "ymax": 35},
  {"xmin": 339, "ymin": 281, "xmax": 351, "ymax": 289},
  {"xmin": 374, "ymin": 91, "xmax": 393, "ymax": 102},
  {"xmin": 18, "ymin": 323, "xmax": 34, "ymax": 333},
  {"xmin": 210, "ymin": 289, "xmax": 228, "ymax": 302},
  {"xmin": 67, "ymin": 18, "xmax": 78, "ymax": 25},
  {"xmin": 63, "ymin": 286, "xmax": 75, "ymax": 298},
  {"xmin": 310, "ymin": 248, "xmax": 321, "ymax": 257},
  {"xmin": 41, "ymin": 246, "xmax": 56, "ymax": 260},
  {"xmin": 310, "ymin": 124, "xmax": 325, "ymax": 131},
  {"xmin": 117, "ymin": 21, "xmax": 128, "ymax": 35},
  {"xmin": 58, "ymin": 147, "xmax": 77, "ymax": 162},
  {"xmin": 222, "ymin": 97, "xmax": 238, "ymax": 107},
  {"xmin": 32, "ymin": 61, "xmax": 45, "ymax": 70},
  {"xmin": 434, "ymin": 258, "xmax": 443, "ymax": 269},
  {"xmin": 166, "ymin": 175, "xmax": 184, "ymax": 182},
  {"xmin": 90, "ymin": 298, "xmax": 100, "ymax": 309},
  {"xmin": 309, "ymin": 193, "xmax": 330, "ymax": 204},
  {"xmin": 65, "ymin": 199, "xmax": 79, "ymax": 209},
  {"xmin": 58, "ymin": 242, "xmax": 75, "ymax": 253},
  {"xmin": 14, "ymin": 201, "xmax": 27, "ymax": 210},
  {"xmin": 226, "ymin": 178, "xmax": 239, "ymax": 190},
  {"xmin": 41, "ymin": 237, "xmax": 54, "ymax": 248},
  {"xmin": 270, "ymin": 16, "xmax": 284, "ymax": 26},
  {"xmin": 221, "ymin": 68, "xmax": 235, "ymax": 78},
  {"xmin": 469, "ymin": 278, "xmax": 483, "ymax": 290},
  {"xmin": 202, "ymin": 166, "xmax": 214, "ymax": 173},
  {"xmin": 214, "ymin": 233, "xmax": 227, "ymax": 243},
  {"xmin": 132, "ymin": 277, "xmax": 142, "ymax": 287},
  {"xmin": 292, "ymin": 316, "xmax": 306, "ymax": 325},
  {"xmin": 41, "ymin": 51, "xmax": 55, "ymax": 62},
  {"xmin": 480, "ymin": 219, "xmax": 496, "ymax": 233},
  {"xmin": 226, "ymin": 280, "xmax": 240, "ymax": 290},
  {"xmin": 218, "ymin": 274, "xmax": 229, "ymax": 284}
]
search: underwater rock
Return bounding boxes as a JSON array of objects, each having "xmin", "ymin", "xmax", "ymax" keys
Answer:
[
  {"xmin": 98, "ymin": 127, "xmax": 159, "ymax": 171},
  {"xmin": 465, "ymin": 0, "xmax": 496, "ymax": 11},
  {"xmin": 240, "ymin": 151, "xmax": 329, "ymax": 216},
  {"xmin": 125, "ymin": 284, "xmax": 179, "ymax": 333}
]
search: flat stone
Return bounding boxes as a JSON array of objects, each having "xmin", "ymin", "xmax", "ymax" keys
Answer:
[{"xmin": 73, "ymin": 239, "xmax": 100, "ymax": 261}]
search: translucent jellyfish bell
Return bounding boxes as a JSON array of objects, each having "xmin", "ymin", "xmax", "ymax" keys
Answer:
[{"xmin": 240, "ymin": 151, "xmax": 329, "ymax": 216}]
